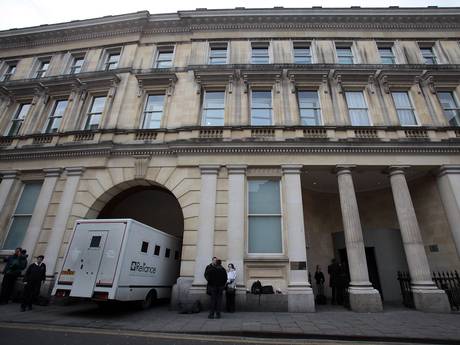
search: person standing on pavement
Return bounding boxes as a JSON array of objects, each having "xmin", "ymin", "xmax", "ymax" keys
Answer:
[
  {"xmin": 21, "ymin": 255, "xmax": 46, "ymax": 311},
  {"xmin": 327, "ymin": 258, "xmax": 340, "ymax": 305},
  {"xmin": 225, "ymin": 263, "xmax": 237, "ymax": 313},
  {"xmin": 314, "ymin": 265, "xmax": 325, "ymax": 296},
  {"xmin": 0, "ymin": 247, "xmax": 28, "ymax": 304},
  {"xmin": 204, "ymin": 258, "xmax": 227, "ymax": 319}
]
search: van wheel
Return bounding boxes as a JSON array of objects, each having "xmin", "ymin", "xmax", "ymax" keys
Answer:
[{"xmin": 139, "ymin": 290, "xmax": 156, "ymax": 310}]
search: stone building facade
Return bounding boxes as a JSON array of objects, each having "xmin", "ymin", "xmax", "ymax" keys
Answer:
[{"xmin": 0, "ymin": 7, "xmax": 460, "ymax": 313}]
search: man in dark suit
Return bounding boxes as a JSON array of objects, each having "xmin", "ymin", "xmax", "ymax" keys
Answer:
[
  {"xmin": 0, "ymin": 247, "xmax": 27, "ymax": 304},
  {"xmin": 21, "ymin": 255, "xmax": 46, "ymax": 311},
  {"xmin": 328, "ymin": 258, "xmax": 340, "ymax": 305},
  {"xmin": 204, "ymin": 257, "xmax": 227, "ymax": 319}
]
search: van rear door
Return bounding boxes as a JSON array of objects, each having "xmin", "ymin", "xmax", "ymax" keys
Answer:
[{"xmin": 70, "ymin": 230, "xmax": 108, "ymax": 297}]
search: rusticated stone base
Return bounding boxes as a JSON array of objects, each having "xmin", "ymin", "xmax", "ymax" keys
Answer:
[{"xmin": 349, "ymin": 286, "xmax": 383, "ymax": 312}]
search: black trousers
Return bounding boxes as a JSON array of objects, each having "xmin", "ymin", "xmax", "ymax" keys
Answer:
[
  {"xmin": 0, "ymin": 274, "xmax": 18, "ymax": 303},
  {"xmin": 209, "ymin": 286, "xmax": 224, "ymax": 315},
  {"xmin": 21, "ymin": 281, "xmax": 41, "ymax": 308},
  {"xmin": 225, "ymin": 290, "xmax": 236, "ymax": 312}
]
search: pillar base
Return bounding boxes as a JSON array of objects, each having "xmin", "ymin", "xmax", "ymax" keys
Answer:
[
  {"xmin": 412, "ymin": 285, "xmax": 451, "ymax": 313},
  {"xmin": 348, "ymin": 286, "xmax": 383, "ymax": 312},
  {"xmin": 287, "ymin": 286, "xmax": 315, "ymax": 312}
]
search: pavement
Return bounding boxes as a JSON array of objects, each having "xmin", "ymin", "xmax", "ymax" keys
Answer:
[{"xmin": 0, "ymin": 301, "xmax": 459, "ymax": 344}]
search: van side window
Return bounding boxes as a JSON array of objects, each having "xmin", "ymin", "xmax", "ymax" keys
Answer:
[
  {"xmin": 90, "ymin": 236, "xmax": 101, "ymax": 248},
  {"xmin": 165, "ymin": 248, "xmax": 171, "ymax": 258},
  {"xmin": 154, "ymin": 245, "xmax": 160, "ymax": 256},
  {"xmin": 174, "ymin": 250, "xmax": 180, "ymax": 260},
  {"xmin": 141, "ymin": 241, "xmax": 149, "ymax": 253}
]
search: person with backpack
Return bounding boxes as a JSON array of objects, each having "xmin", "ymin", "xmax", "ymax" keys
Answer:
[
  {"xmin": 204, "ymin": 258, "xmax": 227, "ymax": 319},
  {"xmin": 0, "ymin": 247, "xmax": 28, "ymax": 304},
  {"xmin": 21, "ymin": 255, "xmax": 46, "ymax": 311}
]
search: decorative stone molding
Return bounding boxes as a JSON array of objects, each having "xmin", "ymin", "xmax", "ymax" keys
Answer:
[
  {"xmin": 135, "ymin": 71, "xmax": 178, "ymax": 97},
  {"xmin": 333, "ymin": 69, "xmax": 377, "ymax": 94},
  {"xmin": 134, "ymin": 155, "xmax": 151, "ymax": 179},
  {"xmin": 378, "ymin": 69, "xmax": 423, "ymax": 93},
  {"xmin": 422, "ymin": 71, "xmax": 460, "ymax": 94},
  {"xmin": 0, "ymin": 170, "xmax": 19, "ymax": 179},
  {"xmin": 193, "ymin": 69, "xmax": 236, "ymax": 95}
]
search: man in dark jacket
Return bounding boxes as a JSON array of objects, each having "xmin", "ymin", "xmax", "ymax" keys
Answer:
[
  {"xmin": 0, "ymin": 247, "xmax": 28, "ymax": 304},
  {"xmin": 204, "ymin": 257, "xmax": 227, "ymax": 319},
  {"xmin": 328, "ymin": 258, "xmax": 340, "ymax": 305},
  {"xmin": 21, "ymin": 255, "xmax": 46, "ymax": 311}
]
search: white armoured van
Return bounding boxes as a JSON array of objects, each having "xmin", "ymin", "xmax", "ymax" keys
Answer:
[{"xmin": 52, "ymin": 219, "xmax": 181, "ymax": 308}]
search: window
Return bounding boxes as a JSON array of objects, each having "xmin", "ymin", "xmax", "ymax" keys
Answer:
[
  {"xmin": 298, "ymin": 91, "xmax": 321, "ymax": 125},
  {"xmin": 336, "ymin": 46, "xmax": 353, "ymax": 64},
  {"xmin": 155, "ymin": 47, "xmax": 174, "ymax": 68},
  {"xmin": 251, "ymin": 90, "xmax": 272, "ymax": 125},
  {"xmin": 44, "ymin": 100, "xmax": 68, "ymax": 133},
  {"xmin": 251, "ymin": 43, "xmax": 269, "ymax": 64},
  {"xmin": 154, "ymin": 245, "xmax": 161, "ymax": 256},
  {"xmin": 142, "ymin": 95, "xmax": 165, "ymax": 129},
  {"xmin": 293, "ymin": 43, "xmax": 312, "ymax": 64},
  {"xmin": 202, "ymin": 91, "xmax": 225, "ymax": 126},
  {"xmin": 420, "ymin": 47, "xmax": 437, "ymax": 64},
  {"xmin": 7, "ymin": 103, "xmax": 31, "ymax": 136},
  {"xmin": 209, "ymin": 43, "xmax": 228, "ymax": 64},
  {"xmin": 345, "ymin": 91, "xmax": 370, "ymax": 126},
  {"xmin": 165, "ymin": 248, "xmax": 170, "ymax": 258},
  {"xmin": 438, "ymin": 92, "xmax": 460, "ymax": 126},
  {"xmin": 2, "ymin": 182, "xmax": 42, "ymax": 249},
  {"xmin": 248, "ymin": 180, "xmax": 282, "ymax": 254},
  {"xmin": 70, "ymin": 56, "xmax": 84, "ymax": 74},
  {"xmin": 104, "ymin": 52, "xmax": 120, "ymax": 71},
  {"xmin": 84, "ymin": 96, "xmax": 106, "ymax": 130},
  {"xmin": 378, "ymin": 47, "xmax": 395, "ymax": 64},
  {"xmin": 1, "ymin": 62, "xmax": 17, "ymax": 82},
  {"xmin": 141, "ymin": 241, "xmax": 149, "ymax": 253},
  {"xmin": 90, "ymin": 236, "xmax": 102, "ymax": 248},
  {"xmin": 392, "ymin": 92, "xmax": 417, "ymax": 126},
  {"xmin": 35, "ymin": 59, "xmax": 50, "ymax": 78}
]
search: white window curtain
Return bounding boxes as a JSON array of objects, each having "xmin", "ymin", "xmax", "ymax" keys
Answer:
[
  {"xmin": 142, "ymin": 95, "xmax": 165, "ymax": 129},
  {"xmin": 438, "ymin": 92, "xmax": 460, "ymax": 126},
  {"xmin": 202, "ymin": 91, "xmax": 225, "ymax": 126},
  {"xmin": 248, "ymin": 180, "xmax": 282, "ymax": 254},
  {"xmin": 345, "ymin": 91, "xmax": 370, "ymax": 126},
  {"xmin": 392, "ymin": 92, "xmax": 417, "ymax": 125}
]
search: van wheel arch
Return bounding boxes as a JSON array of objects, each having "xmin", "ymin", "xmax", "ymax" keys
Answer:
[{"xmin": 139, "ymin": 289, "xmax": 157, "ymax": 310}]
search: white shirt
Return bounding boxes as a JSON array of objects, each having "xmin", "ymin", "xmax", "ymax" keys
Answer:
[{"xmin": 227, "ymin": 269, "xmax": 237, "ymax": 288}]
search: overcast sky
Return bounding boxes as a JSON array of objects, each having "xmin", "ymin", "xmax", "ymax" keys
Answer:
[{"xmin": 0, "ymin": 0, "xmax": 458, "ymax": 31}]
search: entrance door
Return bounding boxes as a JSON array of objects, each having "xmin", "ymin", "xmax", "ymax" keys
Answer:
[
  {"xmin": 70, "ymin": 231, "xmax": 108, "ymax": 297},
  {"xmin": 338, "ymin": 247, "xmax": 382, "ymax": 298}
]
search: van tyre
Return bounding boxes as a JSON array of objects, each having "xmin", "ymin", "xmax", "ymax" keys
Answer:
[{"xmin": 139, "ymin": 290, "xmax": 156, "ymax": 310}]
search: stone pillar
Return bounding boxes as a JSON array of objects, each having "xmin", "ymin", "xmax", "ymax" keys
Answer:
[
  {"xmin": 21, "ymin": 168, "xmax": 61, "ymax": 255},
  {"xmin": 282, "ymin": 165, "xmax": 315, "ymax": 312},
  {"xmin": 436, "ymin": 165, "xmax": 460, "ymax": 260},
  {"xmin": 336, "ymin": 165, "xmax": 383, "ymax": 312},
  {"xmin": 44, "ymin": 167, "xmax": 84, "ymax": 276},
  {"xmin": 190, "ymin": 165, "xmax": 220, "ymax": 290},
  {"xmin": 388, "ymin": 166, "xmax": 450, "ymax": 313},
  {"xmin": 0, "ymin": 170, "xmax": 19, "ymax": 214}
]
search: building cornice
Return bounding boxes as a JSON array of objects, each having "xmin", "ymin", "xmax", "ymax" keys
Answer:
[
  {"xmin": 2, "ymin": 140, "xmax": 460, "ymax": 161},
  {"xmin": 1, "ymin": 8, "xmax": 460, "ymax": 50}
]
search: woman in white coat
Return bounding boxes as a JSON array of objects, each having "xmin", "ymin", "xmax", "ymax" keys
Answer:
[{"xmin": 225, "ymin": 263, "xmax": 237, "ymax": 312}]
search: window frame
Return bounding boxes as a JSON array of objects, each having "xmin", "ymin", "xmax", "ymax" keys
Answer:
[
  {"xmin": 208, "ymin": 42, "xmax": 228, "ymax": 65},
  {"xmin": 154, "ymin": 46, "xmax": 175, "ymax": 68},
  {"xmin": 297, "ymin": 89, "xmax": 322, "ymax": 126},
  {"xmin": 69, "ymin": 54, "xmax": 85, "ymax": 74},
  {"xmin": 34, "ymin": 58, "xmax": 50, "ymax": 78},
  {"xmin": 1, "ymin": 181, "xmax": 43, "ymax": 250},
  {"xmin": 83, "ymin": 95, "xmax": 107, "ymax": 131},
  {"xmin": 251, "ymin": 42, "xmax": 270, "ymax": 64},
  {"xmin": 1, "ymin": 61, "xmax": 17, "ymax": 82},
  {"xmin": 7, "ymin": 102, "xmax": 32, "ymax": 136},
  {"xmin": 201, "ymin": 89, "xmax": 226, "ymax": 126},
  {"xmin": 43, "ymin": 99, "xmax": 68, "ymax": 133},
  {"xmin": 293, "ymin": 42, "xmax": 312, "ymax": 64},
  {"xmin": 419, "ymin": 44, "xmax": 438, "ymax": 65},
  {"xmin": 377, "ymin": 44, "xmax": 396, "ymax": 64},
  {"xmin": 246, "ymin": 179, "xmax": 284, "ymax": 256},
  {"xmin": 335, "ymin": 44, "xmax": 354, "ymax": 64},
  {"xmin": 102, "ymin": 49, "xmax": 121, "ymax": 71},
  {"xmin": 141, "ymin": 93, "xmax": 166, "ymax": 129},
  {"xmin": 437, "ymin": 91, "xmax": 460, "ymax": 126},
  {"xmin": 250, "ymin": 89, "xmax": 273, "ymax": 126},
  {"xmin": 391, "ymin": 91, "xmax": 419, "ymax": 126},
  {"xmin": 344, "ymin": 90, "xmax": 371, "ymax": 126}
]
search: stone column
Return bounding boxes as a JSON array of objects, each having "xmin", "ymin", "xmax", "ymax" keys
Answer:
[
  {"xmin": 44, "ymin": 167, "xmax": 84, "ymax": 276},
  {"xmin": 336, "ymin": 165, "xmax": 383, "ymax": 312},
  {"xmin": 190, "ymin": 165, "xmax": 220, "ymax": 290},
  {"xmin": 388, "ymin": 166, "xmax": 450, "ymax": 312},
  {"xmin": 436, "ymin": 165, "xmax": 460, "ymax": 260},
  {"xmin": 21, "ymin": 168, "xmax": 61, "ymax": 255},
  {"xmin": 282, "ymin": 165, "xmax": 315, "ymax": 312},
  {"xmin": 0, "ymin": 170, "xmax": 19, "ymax": 214}
]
